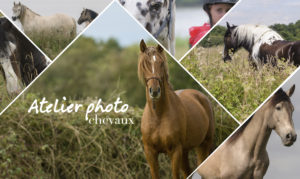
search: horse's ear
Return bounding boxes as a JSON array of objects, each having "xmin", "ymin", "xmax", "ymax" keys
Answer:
[
  {"xmin": 140, "ymin": 39, "xmax": 147, "ymax": 53},
  {"xmin": 287, "ymin": 84, "xmax": 295, "ymax": 97},
  {"xmin": 18, "ymin": 2, "xmax": 21, "ymax": 5},
  {"xmin": 14, "ymin": 2, "xmax": 15, "ymax": 5},
  {"xmin": 156, "ymin": 44, "xmax": 164, "ymax": 53},
  {"xmin": 226, "ymin": 22, "xmax": 231, "ymax": 29}
]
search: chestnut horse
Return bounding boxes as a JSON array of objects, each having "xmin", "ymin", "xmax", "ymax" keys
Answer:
[
  {"xmin": 138, "ymin": 40, "xmax": 215, "ymax": 179},
  {"xmin": 223, "ymin": 22, "xmax": 300, "ymax": 69},
  {"xmin": 197, "ymin": 85, "xmax": 297, "ymax": 179}
]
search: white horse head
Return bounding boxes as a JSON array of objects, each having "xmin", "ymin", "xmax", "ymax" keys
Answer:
[{"xmin": 12, "ymin": 2, "xmax": 23, "ymax": 21}]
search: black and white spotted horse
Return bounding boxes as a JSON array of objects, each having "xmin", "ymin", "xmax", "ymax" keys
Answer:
[{"xmin": 120, "ymin": 0, "xmax": 175, "ymax": 55}]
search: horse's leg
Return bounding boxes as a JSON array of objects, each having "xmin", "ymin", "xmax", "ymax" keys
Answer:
[
  {"xmin": 144, "ymin": 144, "xmax": 159, "ymax": 179},
  {"xmin": 171, "ymin": 146, "xmax": 183, "ymax": 179},
  {"xmin": 181, "ymin": 150, "xmax": 191, "ymax": 178},
  {"xmin": 195, "ymin": 135, "xmax": 214, "ymax": 166}
]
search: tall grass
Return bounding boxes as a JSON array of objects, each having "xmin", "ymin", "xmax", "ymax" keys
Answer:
[
  {"xmin": 29, "ymin": 34, "xmax": 75, "ymax": 59},
  {"xmin": 0, "ymin": 92, "xmax": 238, "ymax": 178},
  {"xmin": 181, "ymin": 46, "xmax": 297, "ymax": 121}
]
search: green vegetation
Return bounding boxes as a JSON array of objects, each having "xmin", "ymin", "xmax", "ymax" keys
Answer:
[
  {"xmin": 175, "ymin": 37, "xmax": 190, "ymax": 60},
  {"xmin": 177, "ymin": 0, "xmax": 203, "ymax": 7},
  {"xmin": 0, "ymin": 38, "xmax": 238, "ymax": 178},
  {"xmin": 181, "ymin": 46, "xmax": 296, "ymax": 121},
  {"xmin": 30, "ymin": 34, "xmax": 75, "ymax": 59},
  {"xmin": 270, "ymin": 20, "xmax": 300, "ymax": 41},
  {"xmin": 200, "ymin": 25, "xmax": 226, "ymax": 48}
]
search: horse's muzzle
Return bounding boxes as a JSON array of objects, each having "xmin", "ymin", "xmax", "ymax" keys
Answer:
[
  {"xmin": 223, "ymin": 56, "xmax": 232, "ymax": 62},
  {"xmin": 12, "ymin": 16, "xmax": 17, "ymax": 21},
  {"xmin": 283, "ymin": 133, "xmax": 297, "ymax": 146}
]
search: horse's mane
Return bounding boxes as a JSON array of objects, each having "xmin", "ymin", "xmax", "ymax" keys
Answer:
[
  {"xmin": 270, "ymin": 88, "xmax": 291, "ymax": 106},
  {"xmin": 0, "ymin": 26, "xmax": 9, "ymax": 57},
  {"xmin": 22, "ymin": 4, "xmax": 40, "ymax": 17},
  {"xmin": 86, "ymin": 9, "xmax": 98, "ymax": 19},
  {"xmin": 233, "ymin": 24, "xmax": 283, "ymax": 59},
  {"xmin": 138, "ymin": 47, "xmax": 172, "ymax": 89},
  {"xmin": 227, "ymin": 115, "xmax": 253, "ymax": 144}
]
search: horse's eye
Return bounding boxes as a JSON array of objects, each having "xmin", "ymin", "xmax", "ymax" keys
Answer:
[
  {"xmin": 150, "ymin": 2, "xmax": 162, "ymax": 11},
  {"xmin": 276, "ymin": 106, "xmax": 281, "ymax": 110}
]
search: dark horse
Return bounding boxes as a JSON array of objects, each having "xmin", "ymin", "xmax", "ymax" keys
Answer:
[
  {"xmin": 223, "ymin": 22, "xmax": 300, "ymax": 69},
  {"xmin": 0, "ymin": 17, "xmax": 49, "ymax": 95},
  {"xmin": 77, "ymin": 8, "xmax": 98, "ymax": 26}
]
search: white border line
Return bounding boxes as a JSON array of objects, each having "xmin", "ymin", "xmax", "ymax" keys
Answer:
[
  {"xmin": 117, "ymin": 1, "xmax": 240, "ymax": 125},
  {"xmin": 0, "ymin": 1, "xmax": 115, "ymax": 116},
  {"xmin": 178, "ymin": 0, "xmax": 243, "ymax": 63}
]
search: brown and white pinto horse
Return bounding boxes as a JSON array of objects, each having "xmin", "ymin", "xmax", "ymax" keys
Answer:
[
  {"xmin": 0, "ymin": 17, "xmax": 49, "ymax": 96},
  {"xmin": 138, "ymin": 40, "xmax": 215, "ymax": 179},
  {"xmin": 224, "ymin": 22, "xmax": 300, "ymax": 69},
  {"xmin": 197, "ymin": 85, "xmax": 297, "ymax": 179}
]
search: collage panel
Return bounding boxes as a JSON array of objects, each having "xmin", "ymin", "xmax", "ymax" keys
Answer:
[
  {"xmin": 1, "ymin": 0, "xmax": 113, "ymax": 59},
  {"xmin": 181, "ymin": 0, "xmax": 300, "ymax": 121},
  {"xmin": 0, "ymin": 2, "xmax": 239, "ymax": 178},
  {"xmin": 118, "ymin": 0, "xmax": 239, "ymax": 59},
  {"xmin": 192, "ymin": 69, "xmax": 300, "ymax": 178},
  {"xmin": 0, "ymin": 14, "xmax": 50, "ymax": 112}
]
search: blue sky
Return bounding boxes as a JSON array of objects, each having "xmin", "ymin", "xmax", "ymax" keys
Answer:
[
  {"xmin": 83, "ymin": 2, "xmax": 151, "ymax": 47},
  {"xmin": 220, "ymin": 0, "xmax": 300, "ymax": 26}
]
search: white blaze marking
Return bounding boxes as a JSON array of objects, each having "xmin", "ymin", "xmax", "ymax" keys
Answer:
[
  {"xmin": 152, "ymin": 55, "xmax": 156, "ymax": 74},
  {"xmin": 0, "ymin": 42, "xmax": 22, "ymax": 95}
]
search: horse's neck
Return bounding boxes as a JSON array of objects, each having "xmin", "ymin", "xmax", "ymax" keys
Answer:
[
  {"xmin": 20, "ymin": 7, "xmax": 39, "ymax": 25},
  {"xmin": 146, "ymin": 84, "xmax": 175, "ymax": 117},
  {"xmin": 241, "ymin": 106, "xmax": 272, "ymax": 159}
]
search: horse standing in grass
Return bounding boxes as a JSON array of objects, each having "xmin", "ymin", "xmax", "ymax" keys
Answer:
[
  {"xmin": 121, "ymin": 0, "xmax": 176, "ymax": 55},
  {"xmin": 138, "ymin": 40, "xmax": 215, "ymax": 179},
  {"xmin": 12, "ymin": 2, "xmax": 76, "ymax": 40},
  {"xmin": 77, "ymin": 8, "xmax": 98, "ymax": 27},
  {"xmin": 223, "ymin": 22, "xmax": 300, "ymax": 69},
  {"xmin": 197, "ymin": 85, "xmax": 297, "ymax": 179},
  {"xmin": 0, "ymin": 17, "xmax": 49, "ymax": 95}
]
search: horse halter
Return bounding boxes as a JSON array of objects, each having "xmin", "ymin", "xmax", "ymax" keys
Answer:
[{"xmin": 153, "ymin": 0, "xmax": 173, "ymax": 40}]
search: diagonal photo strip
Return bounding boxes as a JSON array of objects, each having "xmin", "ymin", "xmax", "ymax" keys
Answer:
[
  {"xmin": 0, "ymin": 2, "xmax": 239, "ymax": 178},
  {"xmin": 180, "ymin": 0, "xmax": 300, "ymax": 121},
  {"xmin": 0, "ymin": 1, "xmax": 114, "ymax": 115},
  {"xmin": 0, "ymin": 0, "xmax": 113, "ymax": 59}
]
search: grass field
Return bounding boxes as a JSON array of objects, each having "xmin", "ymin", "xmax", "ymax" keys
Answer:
[
  {"xmin": 181, "ymin": 46, "xmax": 297, "ymax": 121},
  {"xmin": 30, "ymin": 35, "xmax": 75, "ymax": 59},
  {"xmin": 0, "ymin": 92, "xmax": 238, "ymax": 178}
]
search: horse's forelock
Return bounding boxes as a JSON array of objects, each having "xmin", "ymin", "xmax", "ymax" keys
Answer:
[
  {"xmin": 138, "ymin": 47, "xmax": 169, "ymax": 85},
  {"xmin": 270, "ymin": 88, "xmax": 291, "ymax": 106}
]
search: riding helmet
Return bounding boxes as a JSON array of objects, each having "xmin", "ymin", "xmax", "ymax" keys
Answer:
[{"xmin": 203, "ymin": 0, "xmax": 238, "ymax": 12}]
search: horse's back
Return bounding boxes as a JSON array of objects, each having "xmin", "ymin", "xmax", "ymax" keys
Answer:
[{"xmin": 176, "ymin": 89, "xmax": 214, "ymax": 147}]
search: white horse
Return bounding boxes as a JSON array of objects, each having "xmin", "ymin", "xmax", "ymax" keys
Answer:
[
  {"xmin": 12, "ymin": 2, "xmax": 76, "ymax": 40},
  {"xmin": 120, "ymin": 0, "xmax": 176, "ymax": 55}
]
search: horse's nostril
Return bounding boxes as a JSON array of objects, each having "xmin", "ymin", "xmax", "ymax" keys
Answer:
[
  {"xmin": 149, "ymin": 87, "xmax": 152, "ymax": 94},
  {"xmin": 158, "ymin": 87, "xmax": 160, "ymax": 93},
  {"xmin": 286, "ymin": 133, "xmax": 292, "ymax": 140}
]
